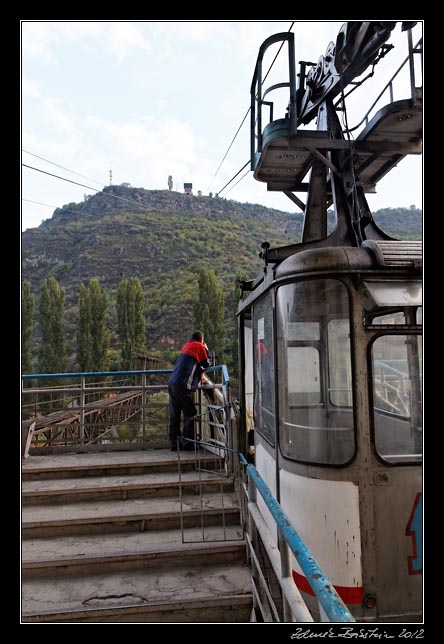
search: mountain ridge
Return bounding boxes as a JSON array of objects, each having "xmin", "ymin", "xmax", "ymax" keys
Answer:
[{"xmin": 22, "ymin": 185, "xmax": 422, "ymax": 366}]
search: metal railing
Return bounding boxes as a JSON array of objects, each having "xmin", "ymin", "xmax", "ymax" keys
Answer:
[
  {"xmin": 177, "ymin": 439, "xmax": 242, "ymax": 545},
  {"xmin": 21, "ymin": 366, "xmax": 231, "ymax": 455},
  {"xmin": 344, "ymin": 31, "xmax": 423, "ymax": 134},
  {"xmin": 22, "ymin": 365, "xmax": 355, "ymax": 622},
  {"xmin": 250, "ymin": 32, "xmax": 297, "ymax": 170},
  {"xmin": 240, "ymin": 454, "xmax": 355, "ymax": 623}
]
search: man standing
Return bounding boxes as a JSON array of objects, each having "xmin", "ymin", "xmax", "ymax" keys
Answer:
[{"xmin": 168, "ymin": 330, "xmax": 210, "ymax": 451}]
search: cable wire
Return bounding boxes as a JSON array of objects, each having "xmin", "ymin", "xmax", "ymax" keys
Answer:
[
  {"xmin": 213, "ymin": 21, "xmax": 294, "ymax": 198},
  {"xmin": 207, "ymin": 108, "xmax": 250, "ymax": 193},
  {"xmin": 215, "ymin": 160, "xmax": 250, "ymax": 197},
  {"xmin": 22, "ymin": 164, "xmax": 100, "ymax": 192},
  {"xmin": 22, "ymin": 163, "xmax": 174, "ymax": 215},
  {"xmin": 222, "ymin": 169, "xmax": 250, "ymax": 197},
  {"xmin": 22, "ymin": 150, "xmax": 104, "ymax": 187}
]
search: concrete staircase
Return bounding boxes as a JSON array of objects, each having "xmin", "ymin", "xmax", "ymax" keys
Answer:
[{"xmin": 21, "ymin": 450, "xmax": 252, "ymax": 623}]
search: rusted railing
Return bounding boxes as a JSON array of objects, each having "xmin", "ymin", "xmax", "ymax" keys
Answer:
[{"xmin": 21, "ymin": 366, "xmax": 232, "ymax": 456}]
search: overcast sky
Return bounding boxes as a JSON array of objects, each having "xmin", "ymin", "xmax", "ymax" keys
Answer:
[{"xmin": 21, "ymin": 20, "xmax": 423, "ymax": 231}]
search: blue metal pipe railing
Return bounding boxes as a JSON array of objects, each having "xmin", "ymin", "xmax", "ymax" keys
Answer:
[
  {"xmin": 22, "ymin": 366, "xmax": 231, "ymax": 449},
  {"xmin": 22, "ymin": 364, "xmax": 229, "ymax": 383},
  {"xmin": 240, "ymin": 454, "xmax": 355, "ymax": 623},
  {"xmin": 22, "ymin": 369, "xmax": 172, "ymax": 380},
  {"xmin": 374, "ymin": 360, "xmax": 408, "ymax": 378}
]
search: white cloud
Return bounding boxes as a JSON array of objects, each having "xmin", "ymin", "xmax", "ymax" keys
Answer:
[
  {"xmin": 21, "ymin": 20, "xmax": 423, "ymax": 231},
  {"xmin": 22, "ymin": 76, "xmax": 78, "ymax": 134},
  {"xmin": 21, "ymin": 21, "xmax": 152, "ymax": 63},
  {"xmin": 81, "ymin": 113, "xmax": 200, "ymax": 189},
  {"xmin": 21, "ymin": 76, "xmax": 42, "ymax": 99},
  {"xmin": 97, "ymin": 22, "xmax": 152, "ymax": 63},
  {"xmin": 21, "ymin": 22, "xmax": 58, "ymax": 62},
  {"xmin": 23, "ymin": 77, "xmax": 206, "ymax": 202}
]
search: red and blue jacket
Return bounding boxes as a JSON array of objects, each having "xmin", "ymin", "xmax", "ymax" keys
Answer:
[{"xmin": 168, "ymin": 340, "xmax": 210, "ymax": 391}]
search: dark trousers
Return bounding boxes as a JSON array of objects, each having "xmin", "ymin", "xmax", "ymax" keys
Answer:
[{"xmin": 168, "ymin": 384, "xmax": 197, "ymax": 447}]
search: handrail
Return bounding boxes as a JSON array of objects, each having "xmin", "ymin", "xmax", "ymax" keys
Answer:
[
  {"xmin": 240, "ymin": 454, "xmax": 355, "ymax": 622},
  {"xmin": 344, "ymin": 35, "xmax": 422, "ymax": 134},
  {"xmin": 22, "ymin": 364, "xmax": 229, "ymax": 382},
  {"xmin": 374, "ymin": 360, "xmax": 408, "ymax": 378},
  {"xmin": 21, "ymin": 366, "xmax": 232, "ymax": 452},
  {"xmin": 250, "ymin": 32, "xmax": 297, "ymax": 169},
  {"xmin": 209, "ymin": 364, "xmax": 230, "ymax": 386},
  {"xmin": 22, "ymin": 369, "xmax": 172, "ymax": 379}
]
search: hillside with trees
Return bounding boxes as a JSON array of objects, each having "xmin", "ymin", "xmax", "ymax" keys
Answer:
[{"xmin": 21, "ymin": 185, "xmax": 422, "ymax": 373}]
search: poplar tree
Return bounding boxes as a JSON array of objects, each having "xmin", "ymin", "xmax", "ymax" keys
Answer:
[
  {"xmin": 117, "ymin": 277, "xmax": 146, "ymax": 369},
  {"xmin": 77, "ymin": 279, "xmax": 110, "ymax": 372},
  {"xmin": 21, "ymin": 281, "xmax": 34, "ymax": 374},
  {"xmin": 193, "ymin": 266, "xmax": 225, "ymax": 364},
  {"xmin": 38, "ymin": 276, "xmax": 67, "ymax": 374}
]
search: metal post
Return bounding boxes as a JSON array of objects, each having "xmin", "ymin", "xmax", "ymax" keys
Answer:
[
  {"xmin": 257, "ymin": 63, "xmax": 262, "ymax": 156},
  {"xmin": 80, "ymin": 375, "xmax": 85, "ymax": 445},
  {"xmin": 278, "ymin": 532, "xmax": 295, "ymax": 621},
  {"xmin": 141, "ymin": 373, "xmax": 146, "ymax": 442},
  {"xmin": 224, "ymin": 382, "xmax": 234, "ymax": 475},
  {"xmin": 247, "ymin": 469, "xmax": 258, "ymax": 561},
  {"xmin": 197, "ymin": 387, "xmax": 202, "ymax": 443},
  {"xmin": 407, "ymin": 28, "xmax": 416, "ymax": 104},
  {"xmin": 246, "ymin": 469, "xmax": 261, "ymax": 620},
  {"xmin": 248, "ymin": 468, "xmax": 257, "ymax": 505}
]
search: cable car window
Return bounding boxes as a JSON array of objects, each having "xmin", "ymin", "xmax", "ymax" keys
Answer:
[
  {"xmin": 371, "ymin": 334, "xmax": 422, "ymax": 463},
  {"xmin": 277, "ymin": 279, "xmax": 354, "ymax": 465},
  {"xmin": 363, "ymin": 280, "xmax": 422, "ymax": 326},
  {"xmin": 328, "ymin": 319, "xmax": 353, "ymax": 406},
  {"xmin": 372, "ymin": 311, "xmax": 406, "ymax": 325},
  {"xmin": 287, "ymin": 346, "xmax": 320, "ymax": 404},
  {"xmin": 363, "ymin": 280, "xmax": 422, "ymax": 310},
  {"xmin": 253, "ymin": 294, "xmax": 275, "ymax": 444},
  {"xmin": 416, "ymin": 306, "xmax": 422, "ymax": 324}
]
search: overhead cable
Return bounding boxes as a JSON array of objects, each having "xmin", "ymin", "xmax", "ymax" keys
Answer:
[
  {"xmin": 213, "ymin": 21, "xmax": 294, "ymax": 198},
  {"xmin": 222, "ymin": 169, "xmax": 250, "ymax": 197},
  {"xmin": 215, "ymin": 160, "xmax": 250, "ymax": 197},
  {"xmin": 22, "ymin": 163, "xmax": 164, "ymax": 214},
  {"xmin": 22, "ymin": 150, "xmax": 104, "ymax": 187}
]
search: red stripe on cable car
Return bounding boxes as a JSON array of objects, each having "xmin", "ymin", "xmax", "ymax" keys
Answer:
[{"xmin": 292, "ymin": 570, "xmax": 363, "ymax": 605}]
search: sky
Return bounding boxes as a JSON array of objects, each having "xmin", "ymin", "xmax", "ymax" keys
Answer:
[{"xmin": 21, "ymin": 20, "xmax": 423, "ymax": 232}]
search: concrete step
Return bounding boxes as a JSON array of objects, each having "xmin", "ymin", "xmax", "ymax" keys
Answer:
[
  {"xmin": 21, "ymin": 562, "xmax": 253, "ymax": 623},
  {"xmin": 21, "ymin": 448, "xmax": 252, "ymax": 623},
  {"xmin": 22, "ymin": 469, "xmax": 234, "ymax": 505},
  {"xmin": 22, "ymin": 526, "xmax": 246, "ymax": 577},
  {"xmin": 22, "ymin": 492, "xmax": 241, "ymax": 537},
  {"xmin": 22, "ymin": 449, "xmax": 220, "ymax": 480}
]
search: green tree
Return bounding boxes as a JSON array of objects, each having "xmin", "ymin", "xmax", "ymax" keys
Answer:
[
  {"xmin": 21, "ymin": 281, "xmax": 34, "ymax": 374},
  {"xmin": 76, "ymin": 279, "xmax": 110, "ymax": 372},
  {"xmin": 193, "ymin": 266, "xmax": 225, "ymax": 364},
  {"xmin": 38, "ymin": 276, "xmax": 67, "ymax": 374},
  {"xmin": 117, "ymin": 277, "xmax": 146, "ymax": 369}
]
